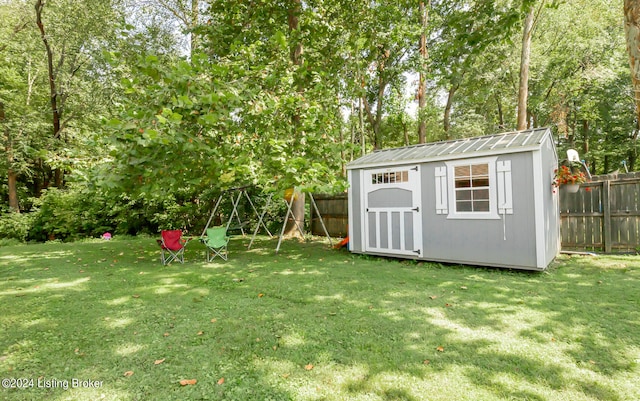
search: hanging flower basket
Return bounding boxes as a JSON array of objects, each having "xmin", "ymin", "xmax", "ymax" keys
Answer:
[
  {"xmin": 562, "ymin": 183, "xmax": 580, "ymax": 193},
  {"xmin": 553, "ymin": 164, "xmax": 587, "ymax": 193}
]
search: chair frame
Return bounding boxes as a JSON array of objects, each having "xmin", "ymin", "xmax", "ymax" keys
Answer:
[
  {"xmin": 157, "ymin": 230, "xmax": 192, "ymax": 265},
  {"xmin": 200, "ymin": 226, "xmax": 230, "ymax": 261}
]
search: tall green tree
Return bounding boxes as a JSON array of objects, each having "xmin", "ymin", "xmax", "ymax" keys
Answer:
[{"xmin": 625, "ymin": 0, "xmax": 640, "ymax": 127}]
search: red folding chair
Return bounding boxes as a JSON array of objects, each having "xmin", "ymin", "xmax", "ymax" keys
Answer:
[{"xmin": 157, "ymin": 230, "xmax": 192, "ymax": 265}]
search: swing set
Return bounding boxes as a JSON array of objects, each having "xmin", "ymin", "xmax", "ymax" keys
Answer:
[{"xmin": 199, "ymin": 186, "xmax": 333, "ymax": 256}]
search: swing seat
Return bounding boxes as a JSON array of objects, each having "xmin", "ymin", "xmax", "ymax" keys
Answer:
[
  {"xmin": 227, "ymin": 221, "xmax": 249, "ymax": 235},
  {"xmin": 157, "ymin": 230, "xmax": 192, "ymax": 265},
  {"xmin": 201, "ymin": 227, "xmax": 230, "ymax": 261}
]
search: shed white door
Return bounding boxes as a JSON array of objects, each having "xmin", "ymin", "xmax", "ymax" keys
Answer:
[{"xmin": 363, "ymin": 165, "xmax": 422, "ymax": 257}]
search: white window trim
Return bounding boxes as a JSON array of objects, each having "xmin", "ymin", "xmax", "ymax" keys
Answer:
[{"xmin": 445, "ymin": 156, "xmax": 500, "ymax": 220}]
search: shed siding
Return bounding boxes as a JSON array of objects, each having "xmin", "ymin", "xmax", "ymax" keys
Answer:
[
  {"xmin": 420, "ymin": 153, "xmax": 539, "ymax": 269},
  {"xmin": 541, "ymin": 135, "xmax": 560, "ymax": 267},
  {"xmin": 348, "ymin": 169, "xmax": 363, "ymax": 252}
]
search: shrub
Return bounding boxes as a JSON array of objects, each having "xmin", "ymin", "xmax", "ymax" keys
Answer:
[
  {"xmin": 28, "ymin": 187, "xmax": 113, "ymax": 242},
  {"xmin": 0, "ymin": 211, "xmax": 33, "ymax": 242}
]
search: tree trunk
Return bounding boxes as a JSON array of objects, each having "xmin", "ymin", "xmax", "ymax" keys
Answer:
[
  {"xmin": 284, "ymin": 0, "xmax": 305, "ymax": 238},
  {"xmin": 361, "ymin": 78, "xmax": 387, "ymax": 150},
  {"xmin": 495, "ymin": 93, "xmax": 505, "ymax": 129},
  {"xmin": 35, "ymin": 0, "xmax": 64, "ymax": 187},
  {"xmin": 1, "ymin": 102, "xmax": 19, "ymax": 212},
  {"xmin": 624, "ymin": 0, "xmax": 640, "ymax": 126},
  {"xmin": 443, "ymin": 83, "xmax": 459, "ymax": 138},
  {"xmin": 284, "ymin": 189, "xmax": 305, "ymax": 239},
  {"xmin": 582, "ymin": 119, "xmax": 589, "ymax": 156},
  {"xmin": 628, "ymin": 148, "xmax": 637, "ymax": 171},
  {"xmin": 517, "ymin": 6, "xmax": 535, "ymax": 131},
  {"xmin": 417, "ymin": 1, "xmax": 430, "ymax": 144},
  {"xmin": 358, "ymin": 96, "xmax": 365, "ymax": 156},
  {"xmin": 190, "ymin": 0, "xmax": 199, "ymax": 55}
]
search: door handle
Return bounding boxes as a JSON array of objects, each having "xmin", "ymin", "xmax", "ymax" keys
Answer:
[{"xmin": 412, "ymin": 207, "xmax": 419, "ymax": 212}]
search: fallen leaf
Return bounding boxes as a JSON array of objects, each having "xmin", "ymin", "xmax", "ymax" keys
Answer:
[
  {"xmin": 197, "ymin": 331, "xmax": 204, "ymax": 336},
  {"xmin": 154, "ymin": 358, "xmax": 165, "ymax": 365},
  {"xmin": 423, "ymin": 359, "xmax": 430, "ymax": 364},
  {"xmin": 436, "ymin": 346, "xmax": 444, "ymax": 352},
  {"xmin": 124, "ymin": 371, "xmax": 134, "ymax": 377},
  {"xmin": 217, "ymin": 377, "xmax": 225, "ymax": 385},
  {"xmin": 132, "ymin": 294, "xmax": 140, "ymax": 298},
  {"xmin": 282, "ymin": 373, "xmax": 290, "ymax": 379},
  {"xmin": 429, "ymin": 295, "xmax": 437, "ymax": 300},
  {"xmin": 179, "ymin": 379, "xmax": 197, "ymax": 386},
  {"xmin": 163, "ymin": 332, "xmax": 170, "ymax": 337},
  {"xmin": 304, "ymin": 363, "xmax": 314, "ymax": 371},
  {"xmin": 460, "ymin": 286, "xmax": 468, "ymax": 290},
  {"xmin": 445, "ymin": 303, "xmax": 452, "ymax": 307},
  {"xmin": 258, "ymin": 293, "xmax": 264, "ymax": 298},
  {"xmin": 210, "ymin": 318, "xmax": 217, "ymax": 323}
]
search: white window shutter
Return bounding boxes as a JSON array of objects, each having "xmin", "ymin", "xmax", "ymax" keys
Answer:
[
  {"xmin": 435, "ymin": 166, "xmax": 448, "ymax": 214},
  {"xmin": 497, "ymin": 160, "xmax": 513, "ymax": 215}
]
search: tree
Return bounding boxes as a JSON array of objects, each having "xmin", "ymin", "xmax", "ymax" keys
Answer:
[
  {"xmin": 417, "ymin": 1, "xmax": 430, "ymax": 144},
  {"xmin": 625, "ymin": 0, "xmax": 640, "ymax": 128},
  {"xmin": 0, "ymin": 0, "xmax": 47, "ymax": 211},
  {"xmin": 429, "ymin": 0, "xmax": 523, "ymax": 138},
  {"xmin": 516, "ymin": 4, "xmax": 536, "ymax": 130}
]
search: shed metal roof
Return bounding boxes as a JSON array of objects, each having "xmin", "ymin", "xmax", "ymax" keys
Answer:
[{"xmin": 347, "ymin": 127, "xmax": 552, "ymax": 170}]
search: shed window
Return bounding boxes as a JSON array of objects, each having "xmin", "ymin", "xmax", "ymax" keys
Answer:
[
  {"xmin": 371, "ymin": 170, "xmax": 409, "ymax": 185},
  {"xmin": 454, "ymin": 163, "xmax": 490, "ymax": 212}
]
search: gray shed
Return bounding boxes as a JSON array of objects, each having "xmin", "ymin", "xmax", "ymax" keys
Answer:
[{"xmin": 347, "ymin": 127, "xmax": 559, "ymax": 271}]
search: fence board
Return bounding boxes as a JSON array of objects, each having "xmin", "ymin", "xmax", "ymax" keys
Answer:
[
  {"xmin": 310, "ymin": 194, "xmax": 348, "ymax": 237},
  {"xmin": 560, "ymin": 174, "xmax": 640, "ymax": 252}
]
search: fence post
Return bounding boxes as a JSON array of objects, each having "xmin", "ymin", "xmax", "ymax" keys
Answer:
[{"xmin": 602, "ymin": 179, "xmax": 612, "ymax": 253}]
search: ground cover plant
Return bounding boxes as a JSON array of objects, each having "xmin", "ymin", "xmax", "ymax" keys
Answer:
[{"xmin": 0, "ymin": 236, "xmax": 639, "ymax": 401}]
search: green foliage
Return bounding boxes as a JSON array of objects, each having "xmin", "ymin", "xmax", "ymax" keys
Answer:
[
  {"xmin": 27, "ymin": 188, "xmax": 108, "ymax": 242},
  {"xmin": 0, "ymin": 211, "xmax": 33, "ymax": 242},
  {"xmin": 104, "ymin": 31, "xmax": 348, "ymax": 199}
]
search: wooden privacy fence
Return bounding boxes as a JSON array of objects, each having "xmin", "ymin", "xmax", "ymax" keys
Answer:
[
  {"xmin": 315, "ymin": 173, "xmax": 640, "ymax": 253},
  {"xmin": 310, "ymin": 193, "xmax": 348, "ymax": 238},
  {"xmin": 560, "ymin": 172, "xmax": 640, "ymax": 253}
]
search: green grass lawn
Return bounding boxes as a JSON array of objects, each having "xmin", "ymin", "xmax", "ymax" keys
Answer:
[{"xmin": 0, "ymin": 236, "xmax": 639, "ymax": 401}]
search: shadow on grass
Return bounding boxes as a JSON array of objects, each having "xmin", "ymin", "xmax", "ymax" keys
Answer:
[{"xmin": 0, "ymin": 238, "xmax": 639, "ymax": 400}]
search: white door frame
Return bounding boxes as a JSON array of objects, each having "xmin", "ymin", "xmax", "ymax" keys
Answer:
[{"xmin": 361, "ymin": 165, "xmax": 423, "ymax": 257}]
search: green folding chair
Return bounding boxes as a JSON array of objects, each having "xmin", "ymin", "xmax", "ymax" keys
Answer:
[{"xmin": 200, "ymin": 226, "xmax": 230, "ymax": 261}]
